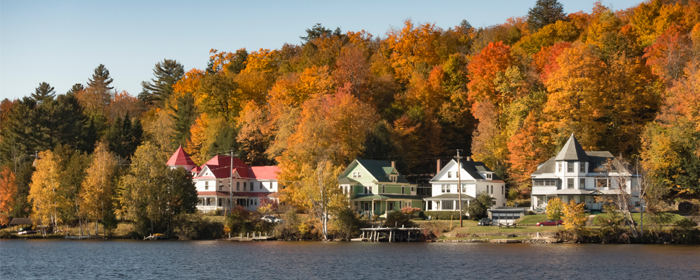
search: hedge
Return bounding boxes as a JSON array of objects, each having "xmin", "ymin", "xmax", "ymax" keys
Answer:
[{"xmin": 422, "ymin": 211, "xmax": 466, "ymax": 220}]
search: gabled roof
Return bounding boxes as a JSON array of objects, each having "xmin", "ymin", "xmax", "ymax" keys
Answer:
[
  {"xmin": 340, "ymin": 159, "xmax": 411, "ymax": 184},
  {"xmin": 249, "ymin": 166, "xmax": 279, "ymax": 180},
  {"xmin": 532, "ymin": 151, "xmax": 627, "ymax": 175},
  {"xmin": 555, "ymin": 134, "xmax": 589, "ymax": 161},
  {"xmin": 166, "ymin": 145, "xmax": 196, "ymax": 167},
  {"xmin": 430, "ymin": 159, "xmax": 501, "ymax": 182},
  {"xmin": 198, "ymin": 155, "xmax": 250, "ymax": 179}
]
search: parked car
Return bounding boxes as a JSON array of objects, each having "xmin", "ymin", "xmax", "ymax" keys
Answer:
[
  {"xmin": 536, "ymin": 219, "xmax": 563, "ymax": 226},
  {"xmin": 478, "ymin": 218, "xmax": 492, "ymax": 226},
  {"xmin": 261, "ymin": 215, "xmax": 281, "ymax": 223},
  {"xmin": 17, "ymin": 227, "xmax": 37, "ymax": 235}
]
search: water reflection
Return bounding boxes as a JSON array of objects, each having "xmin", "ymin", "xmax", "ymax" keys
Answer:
[{"xmin": 1, "ymin": 240, "xmax": 699, "ymax": 279}]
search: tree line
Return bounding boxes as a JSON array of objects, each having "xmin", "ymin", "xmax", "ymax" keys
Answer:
[{"xmin": 1, "ymin": 0, "xmax": 699, "ymax": 233}]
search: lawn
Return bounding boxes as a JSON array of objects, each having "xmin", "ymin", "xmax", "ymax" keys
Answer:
[
  {"xmin": 593, "ymin": 212, "xmax": 685, "ymax": 225},
  {"xmin": 517, "ymin": 214, "xmax": 549, "ymax": 225}
]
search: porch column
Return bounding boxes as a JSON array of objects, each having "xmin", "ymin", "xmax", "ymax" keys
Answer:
[
  {"xmin": 453, "ymin": 200, "xmax": 457, "ymax": 210},
  {"xmin": 372, "ymin": 200, "xmax": 375, "ymax": 217}
]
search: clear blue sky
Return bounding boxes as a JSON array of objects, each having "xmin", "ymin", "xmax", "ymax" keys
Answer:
[{"xmin": 1, "ymin": 0, "xmax": 643, "ymax": 101}]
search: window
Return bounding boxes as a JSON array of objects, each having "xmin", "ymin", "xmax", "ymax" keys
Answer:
[
  {"xmin": 243, "ymin": 182, "xmax": 246, "ymax": 191},
  {"xmin": 250, "ymin": 183, "xmax": 253, "ymax": 191},
  {"xmin": 567, "ymin": 162, "xmax": 574, "ymax": 173},
  {"xmin": 352, "ymin": 171, "xmax": 362, "ymax": 178},
  {"xmin": 411, "ymin": 187, "xmax": 414, "ymax": 192},
  {"xmin": 580, "ymin": 178, "xmax": 586, "ymax": 189},
  {"xmin": 381, "ymin": 185, "xmax": 385, "ymax": 193},
  {"xmin": 401, "ymin": 187, "xmax": 405, "ymax": 194},
  {"xmin": 580, "ymin": 162, "xmax": 586, "ymax": 173},
  {"xmin": 442, "ymin": 200, "xmax": 454, "ymax": 210},
  {"xmin": 490, "ymin": 185, "xmax": 493, "ymax": 194},
  {"xmin": 558, "ymin": 162, "xmax": 562, "ymax": 172},
  {"xmin": 567, "ymin": 178, "xmax": 574, "ymax": 189},
  {"xmin": 597, "ymin": 178, "xmax": 609, "ymax": 189},
  {"xmin": 442, "ymin": 184, "xmax": 450, "ymax": 193},
  {"xmin": 236, "ymin": 182, "xmax": 240, "ymax": 191},
  {"xmin": 502, "ymin": 186, "xmax": 504, "ymax": 194},
  {"xmin": 447, "ymin": 171, "xmax": 452, "ymax": 178},
  {"xmin": 461, "ymin": 184, "xmax": 466, "ymax": 193},
  {"xmin": 259, "ymin": 182, "xmax": 263, "ymax": 190},
  {"xmin": 204, "ymin": 181, "xmax": 209, "ymax": 190},
  {"xmin": 486, "ymin": 173, "xmax": 492, "ymax": 179}
]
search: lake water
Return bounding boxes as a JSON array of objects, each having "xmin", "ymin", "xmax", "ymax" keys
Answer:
[{"xmin": 1, "ymin": 240, "xmax": 699, "ymax": 279}]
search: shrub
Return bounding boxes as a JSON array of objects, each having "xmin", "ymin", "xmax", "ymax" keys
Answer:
[
  {"xmin": 332, "ymin": 208, "xmax": 362, "ymax": 240},
  {"xmin": 384, "ymin": 211, "xmax": 414, "ymax": 228},
  {"xmin": 421, "ymin": 220, "xmax": 449, "ymax": 240},
  {"xmin": 0, "ymin": 230, "xmax": 14, "ymax": 239},
  {"xmin": 173, "ymin": 213, "xmax": 224, "ymax": 240},
  {"xmin": 401, "ymin": 207, "xmax": 421, "ymax": 215},
  {"xmin": 675, "ymin": 218, "xmax": 698, "ymax": 231},
  {"xmin": 468, "ymin": 192, "xmax": 493, "ymax": 220},
  {"xmin": 423, "ymin": 211, "xmax": 463, "ymax": 220}
]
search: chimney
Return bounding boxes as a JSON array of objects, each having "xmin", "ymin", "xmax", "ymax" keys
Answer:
[
  {"xmin": 391, "ymin": 161, "xmax": 395, "ymax": 168},
  {"xmin": 436, "ymin": 159, "xmax": 441, "ymax": 173}
]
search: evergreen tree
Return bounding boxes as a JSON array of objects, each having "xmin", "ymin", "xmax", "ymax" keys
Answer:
[
  {"xmin": 31, "ymin": 82, "xmax": 56, "ymax": 103},
  {"xmin": 527, "ymin": 0, "xmax": 566, "ymax": 31},
  {"xmin": 88, "ymin": 64, "xmax": 114, "ymax": 90},
  {"xmin": 139, "ymin": 59, "xmax": 184, "ymax": 107},
  {"xmin": 106, "ymin": 113, "xmax": 143, "ymax": 160},
  {"xmin": 66, "ymin": 83, "xmax": 84, "ymax": 95},
  {"xmin": 171, "ymin": 93, "xmax": 197, "ymax": 149}
]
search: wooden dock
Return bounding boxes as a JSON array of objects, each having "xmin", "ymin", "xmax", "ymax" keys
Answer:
[{"xmin": 359, "ymin": 226, "xmax": 422, "ymax": 242}]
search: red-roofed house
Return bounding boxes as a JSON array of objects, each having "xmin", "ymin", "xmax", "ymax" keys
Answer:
[
  {"xmin": 166, "ymin": 151, "xmax": 281, "ymax": 213},
  {"xmin": 166, "ymin": 145, "xmax": 197, "ymax": 172}
]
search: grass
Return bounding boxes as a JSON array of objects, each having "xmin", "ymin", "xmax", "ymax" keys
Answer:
[
  {"xmin": 517, "ymin": 214, "xmax": 549, "ymax": 225},
  {"xmin": 593, "ymin": 212, "xmax": 685, "ymax": 225}
]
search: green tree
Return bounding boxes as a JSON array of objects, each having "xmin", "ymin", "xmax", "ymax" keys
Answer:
[
  {"xmin": 139, "ymin": 59, "xmax": 185, "ymax": 107},
  {"xmin": 527, "ymin": 0, "xmax": 566, "ymax": 32},
  {"xmin": 171, "ymin": 93, "xmax": 197, "ymax": 149},
  {"xmin": 88, "ymin": 64, "xmax": 114, "ymax": 90},
  {"xmin": 66, "ymin": 83, "xmax": 84, "ymax": 95},
  {"xmin": 31, "ymin": 82, "xmax": 56, "ymax": 103},
  {"xmin": 467, "ymin": 192, "xmax": 493, "ymax": 220},
  {"xmin": 106, "ymin": 113, "xmax": 143, "ymax": 160}
]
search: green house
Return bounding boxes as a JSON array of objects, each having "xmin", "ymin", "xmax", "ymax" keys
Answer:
[{"xmin": 338, "ymin": 159, "xmax": 423, "ymax": 217}]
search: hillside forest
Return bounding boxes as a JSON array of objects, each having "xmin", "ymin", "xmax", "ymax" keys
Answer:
[{"xmin": 0, "ymin": 0, "xmax": 699, "ymax": 232}]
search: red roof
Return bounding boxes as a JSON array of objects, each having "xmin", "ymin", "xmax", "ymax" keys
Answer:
[
  {"xmin": 200, "ymin": 155, "xmax": 250, "ymax": 179},
  {"xmin": 166, "ymin": 145, "xmax": 196, "ymax": 167},
  {"xmin": 249, "ymin": 166, "xmax": 279, "ymax": 180}
]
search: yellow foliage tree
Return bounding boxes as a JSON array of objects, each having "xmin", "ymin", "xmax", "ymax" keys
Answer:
[
  {"xmin": 562, "ymin": 200, "xmax": 587, "ymax": 231},
  {"xmin": 0, "ymin": 166, "xmax": 17, "ymax": 226},
  {"xmin": 546, "ymin": 197, "xmax": 563, "ymax": 221},
  {"xmin": 28, "ymin": 150, "xmax": 68, "ymax": 232},
  {"xmin": 79, "ymin": 142, "xmax": 117, "ymax": 234}
]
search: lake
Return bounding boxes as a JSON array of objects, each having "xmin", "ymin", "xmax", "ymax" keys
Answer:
[{"xmin": 1, "ymin": 240, "xmax": 699, "ymax": 279}]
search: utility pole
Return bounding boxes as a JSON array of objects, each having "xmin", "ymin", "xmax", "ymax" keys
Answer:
[
  {"xmin": 229, "ymin": 150, "xmax": 235, "ymax": 211},
  {"xmin": 456, "ymin": 149, "xmax": 463, "ymax": 227}
]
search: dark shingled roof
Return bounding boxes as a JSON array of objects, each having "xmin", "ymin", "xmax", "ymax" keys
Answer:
[
  {"xmin": 353, "ymin": 159, "xmax": 411, "ymax": 184},
  {"xmin": 555, "ymin": 134, "xmax": 589, "ymax": 161},
  {"xmin": 533, "ymin": 151, "xmax": 626, "ymax": 175},
  {"xmin": 9, "ymin": 217, "xmax": 33, "ymax": 225}
]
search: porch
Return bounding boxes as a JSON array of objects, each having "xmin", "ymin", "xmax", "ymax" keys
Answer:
[
  {"xmin": 423, "ymin": 194, "xmax": 475, "ymax": 211},
  {"xmin": 352, "ymin": 194, "xmax": 423, "ymax": 218}
]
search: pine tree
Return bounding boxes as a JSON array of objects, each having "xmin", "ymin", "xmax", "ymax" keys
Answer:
[
  {"xmin": 171, "ymin": 93, "xmax": 197, "ymax": 149},
  {"xmin": 88, "ymin": 64, "xmax": 114, "ymax": 90},
  {"xmin": 527, "ymin": 0, "xmax": 566, "ymax": 32},
  {"xmin": 139, "ymin": 59, "xmax": 185, "ymax": 107},
  {"xmin": 31, "ymin": 82, "xmax": 56, "ymax": 103},
  {"xmin": 66, "ymin": 84, "xmax": 84, "ymax": 95}
]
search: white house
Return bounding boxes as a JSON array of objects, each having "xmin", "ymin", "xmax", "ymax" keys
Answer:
[
  {"xmin": 424, "ymin": 158, "xmax": 507, "ymax": 212},
  {"xmin": 530, "ymin": 134, "xmax": 639, "ymax": 211},
  {"xmin": 166, "ymin": 146, "xmax": 280, "ymax": 213}
]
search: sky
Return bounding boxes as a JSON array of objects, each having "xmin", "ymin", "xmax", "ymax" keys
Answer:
[{"xmin": 0, "ymin": 0, "xmax": 644, "ymax": 101}]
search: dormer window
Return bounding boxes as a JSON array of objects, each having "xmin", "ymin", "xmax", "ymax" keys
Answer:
[
  {"xmin": 486, "ymin": 173, "xmax": 492, "ymax": 179},
  {"xmin": 390, "ymin": 175, "xmax": 397, "ymax": 183}
]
